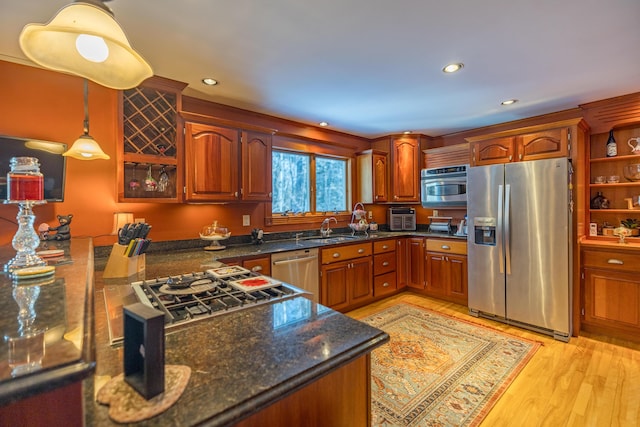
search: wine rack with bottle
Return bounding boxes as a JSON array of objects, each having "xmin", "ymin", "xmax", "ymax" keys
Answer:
[
  {"xmin": 118, "ymin": 76, "xmax": 187, "ymax": 202},
  {"xmin": 588, "ymin": 122, "xmax": 640, "ymax": 239}
]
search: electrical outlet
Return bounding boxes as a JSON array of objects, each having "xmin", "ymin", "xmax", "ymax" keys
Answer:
[
  {"xmin": 134, "ymin": 218, "xmax": 145, "ymax": 223},
  {"xmin": 368, "ymin": 211, "xmax": 373, "ymax": 219},
  {"xmin": 242, "ymin": 215, "xmax": 250, "ymax": 226},
  {"xmin": 433, "ymin": 210, "xmax": 438, "ymax": 217}
]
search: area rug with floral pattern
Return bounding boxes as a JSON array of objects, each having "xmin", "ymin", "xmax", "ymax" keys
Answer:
[{"xmin": 360, "ymin": 303, "xmax": 540, "ymax": 427}]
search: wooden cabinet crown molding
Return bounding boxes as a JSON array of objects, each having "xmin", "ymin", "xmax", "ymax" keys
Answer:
[
  {"xmin": 180, "ymin": 111, "xmax": 277, "ymax": 135},
  {"xmin": 579, "ymin": 91, "xmax": 640, "ymax": 134},
  {"xmin": 464, "ymin": 118, "xmax": 589, "ymax": 143}
]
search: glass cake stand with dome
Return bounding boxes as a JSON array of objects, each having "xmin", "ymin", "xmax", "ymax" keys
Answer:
[{"xmin": 199, "ymin": 221, "xmax": 231, "ymax": 251}]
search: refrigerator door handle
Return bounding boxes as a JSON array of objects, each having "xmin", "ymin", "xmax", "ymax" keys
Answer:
[
  {"xmin": 504, "ymin": 184, "xmax": 512, "ymax": 275},
  {"xmin": 498, "ymin": 184, "xmax": 504, "ymax": 274}
]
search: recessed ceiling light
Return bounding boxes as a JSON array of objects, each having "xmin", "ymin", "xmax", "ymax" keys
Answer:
[
  {"xmin": 501, "ymin": 99, "xmax": 518, "ymax": 105},
  {"xmin": 442, "ymin": 63, "xmax": 464, "ymax": 73},
  {"xmin": 319, "ymin": 121, "xmax": 329, "ymax": 127},
  {"xmin": 202, "ymin": 78, "xmax": 218, "ymax": 86}
]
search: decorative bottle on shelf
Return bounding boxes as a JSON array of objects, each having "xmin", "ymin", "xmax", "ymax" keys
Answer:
[
  {"xmin": 590, "ymin": 191, "xmax": 609, "ymax": 209},
  {"xmin": 606, "ymin": 129, "xmax": 617, "ymax": 157}
]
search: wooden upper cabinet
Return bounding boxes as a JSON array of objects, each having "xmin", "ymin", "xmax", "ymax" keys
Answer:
[
  {"xmin": 118, "ymin": 76, "xmax": 187, "ymax": 203},
  {"xmin": 467, "ymin": 119, "xmax": 583, "ymax": 167},
  {"xmin": 241, "ymin": 131, "xmax": 272, "ymax": 201},
  {"xmin": 184, "ymin": 122, "xmax": 239, "ymax": 202},
  {"xmin": 390, "ymin": 136, "xmax": 420, "ymax": 202},
  {"xmin": 357, "ymin": 149, "xmax": 388, "ymax": 203},
  {"xmin": 470, "ymin": 136, "xmax": 516, "ymax": 166},
  {"xmin": 369, "ymin": 135, "xmax": 422, "ymax": 203},
  {"xmin": 184, "ymin": 120, "xmax": 274, "ymax": 202},
  {"xmin": 517, "ymin": 128, "xmax": 568, "ymax": 161}
]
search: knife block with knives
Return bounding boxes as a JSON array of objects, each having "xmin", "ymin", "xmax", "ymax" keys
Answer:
[{"xmin": 104, "ymin": 222, "xmax": 152, "ymax": 278}]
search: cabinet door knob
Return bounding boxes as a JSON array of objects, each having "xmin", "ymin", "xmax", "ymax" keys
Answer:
[
  {"xmin": 358, "ymin": 248, "xmax": 365, "ymax": 254},
  {"xmin": 607, "ymin": 259, "xmax": 624, "ymax": 265},
  {"xmin": 383, "ymin": 261, "xmax": 389, "ymax": 266},
  {"xmin": 382, "ymin": 282, "xmax": 390, "ymax": 287},
  {"xmin": 332, "ymin": 252, "xmax": 340, "ymax": 258},
  {"xmin": 251, "ymin": 266, "xmax": 262, "ymax": 272},
  {"xmin": 382, "ymin": 245, "xmax": 389, "ymax": 250},
  {"xmin": 441, "ymin": 245, "xmax": 450, "ymax": 250}
]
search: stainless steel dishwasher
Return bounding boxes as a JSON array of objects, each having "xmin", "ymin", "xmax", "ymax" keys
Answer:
[{"xmin": 270, "ymin": 248, "xmax": 319, "ymax": 302}]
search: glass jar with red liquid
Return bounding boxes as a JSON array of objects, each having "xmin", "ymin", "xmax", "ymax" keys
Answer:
[{"xmin": 7, "ymin": 157, "xmax": 44, "ymax": 202}]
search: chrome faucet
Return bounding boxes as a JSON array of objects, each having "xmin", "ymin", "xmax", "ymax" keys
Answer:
[{"xmin": 320, "ymin": 217, "xmax": 337, "ymax": 238}]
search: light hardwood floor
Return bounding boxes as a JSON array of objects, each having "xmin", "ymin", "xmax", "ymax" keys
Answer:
[{"xmin": 347, "ymin": 292, "xmax": 640, "ymax": 427}]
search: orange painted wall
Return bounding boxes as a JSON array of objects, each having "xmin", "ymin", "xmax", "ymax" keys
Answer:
[
  {"xmin": 0, "ymin": 61, "xmax": 379, "ymax": 248},
  {"xmin": 0, "ymin": 61, "xmax": 282, "ymax": 247}
]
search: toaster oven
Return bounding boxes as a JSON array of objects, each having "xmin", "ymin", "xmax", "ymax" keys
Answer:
[{"xmin": 388, "ymin": 207, "xmax": 416, "ymax": 231}]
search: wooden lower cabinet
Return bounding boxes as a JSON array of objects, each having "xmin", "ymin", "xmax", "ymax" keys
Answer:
[
  {"xmin": 426, "ymin": 252, "xmax": 468, "ymax": 305},
  {"xmin": 425, "ymin": 239, "xmax": 468, "ymax": 305},
  {"xmin": 321, "ymin": 257, "xmax": 372, "ymax": 312},
  {"xmin": 581, "ymin": 246, "xmax": 640, "ymax": 340},
  {"xmin": 0, "ymin": 381, "xmax": 83, "ymax": 426},
  {"xmin": 425, "ymin": 252, "xmax": 448, "ymax": 296},
  {"xmin": 218, "ymin": 255, "xmax": 271, "ymax": 276},
  {"xmin": 234, "ymin": 355, "xmax": 371, "ymax": 427},
  {"xmin": 396, "ymin": 238, "xmax": 409, "ymax": 290},
  {"xmin": 407, "ymin": 238, "xmax": 425, "ymax": 289},
  {"xmin": 242, "ymin": 255, "xmax": 271, "ymax": 276}
]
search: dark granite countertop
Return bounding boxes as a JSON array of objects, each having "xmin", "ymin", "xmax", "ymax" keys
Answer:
[
  {"xmin": 87, "ymin": 247, "xmax": 389, "ymax": 426},
  {"xmin": 0, "ymin": 238, "xmax": 95, "ymax": 405},
  {"xmin": 202, "ymin": 231, "xmax": 467, "ymax": 262}
]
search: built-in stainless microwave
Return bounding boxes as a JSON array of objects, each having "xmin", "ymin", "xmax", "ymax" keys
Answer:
[{"xmin": 420, "ymin": 164, "xmax": 468, "ymax": 207}]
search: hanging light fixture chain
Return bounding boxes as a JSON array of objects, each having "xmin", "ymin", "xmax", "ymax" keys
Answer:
[{"xmin": 83, "ymin": 79, "xmax": 90, "ymax": 136}]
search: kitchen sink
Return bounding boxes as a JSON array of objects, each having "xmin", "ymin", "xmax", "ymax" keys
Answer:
[{"xmin": 304, "ymin": 235, "xmax": 363, "ymax": 244}]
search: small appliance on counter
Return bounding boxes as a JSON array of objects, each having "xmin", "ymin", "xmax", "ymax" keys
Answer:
[
  {"xmin": 428, "ymin": 216, "xmax": 452, "ymax": 234},
  {"xmin": 388, "ymin": 207, "xmax": 416, "ymax": 231}
]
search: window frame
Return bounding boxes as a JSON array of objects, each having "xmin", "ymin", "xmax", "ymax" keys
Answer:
[{"xmin": 267, "ymin": 146, "xmax": 354, "ymax": 226}]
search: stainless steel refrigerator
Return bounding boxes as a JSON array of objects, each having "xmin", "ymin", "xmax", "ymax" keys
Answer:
[{"xmin": 467, "ymin": 157, "xmax": 572, "ymax": 341}]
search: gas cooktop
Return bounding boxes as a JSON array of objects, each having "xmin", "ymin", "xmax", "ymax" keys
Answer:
[{"xmin": 103, "ymin": 269, "xmax": 307, "ymax": 345}]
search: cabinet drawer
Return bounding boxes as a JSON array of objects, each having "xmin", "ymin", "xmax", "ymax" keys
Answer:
[
  {"xmin": 582, "ymin": 249, "xmax": 640, "ymax": 273},
  {"xmin": 374, "ymin": 272, "xmax": 396, "ymax": 297},
  {"xmin": 374, "ymin": 252, "xmax": 396, "ymax": 275},
  {"xmin": 373, "ymin": 239, "xmax": 396, "ymax": 254},
  {"xmin": 321, "ymin": 242, "xmax": 372, "ymax": 264},
  {"xmin": 426, "ymin": 239, "xmax": 467, "ymax": 255}
]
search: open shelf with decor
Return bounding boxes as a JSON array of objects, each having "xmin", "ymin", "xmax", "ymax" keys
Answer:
[{"xmin": 587, "ymin": 122, "xmax": 640, "ymax": 239}]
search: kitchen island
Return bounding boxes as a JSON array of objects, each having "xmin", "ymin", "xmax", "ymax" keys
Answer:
[
  {"xmin": 0, "ymin": 238, "xmax": 95, "ymax": 426},
  {"xmin": 89, "ymin": 245, "xmax": 389, "ymax": 426}
]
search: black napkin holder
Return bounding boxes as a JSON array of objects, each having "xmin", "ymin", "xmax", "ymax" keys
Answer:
[{"xmin": 124, "ymin": 303, "xmax": 165, "ymax": 399}]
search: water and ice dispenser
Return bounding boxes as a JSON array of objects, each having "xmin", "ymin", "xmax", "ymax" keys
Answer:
[{"xmin": 473, "ymin": 217, "xmax": 496, "ymax": 246}]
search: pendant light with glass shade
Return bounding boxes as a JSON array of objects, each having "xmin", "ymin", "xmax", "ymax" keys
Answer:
[
  {"xmin": 63, "ymin": 79, "xmax": 110, "ymax": 160},
  {"xmin": 18, "ymin": 0, "xmax": 152, "ymax": 90}
]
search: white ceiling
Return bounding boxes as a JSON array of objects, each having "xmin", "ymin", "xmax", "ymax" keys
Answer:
[{"xmin": 1, "ymin": 0, "xmax": 639, "ymax": 138}]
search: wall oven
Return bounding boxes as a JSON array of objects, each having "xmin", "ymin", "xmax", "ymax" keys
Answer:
[{"xmin": 421, "ymin": 164, "xmax": 468, "ymax": 207}]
